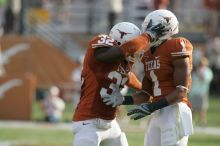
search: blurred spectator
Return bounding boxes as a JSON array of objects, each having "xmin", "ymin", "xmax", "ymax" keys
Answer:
[
  {"xmin": 57, "ymin": 0, "xmax": 71, "ymax": 25},
  {"xmin": 71, "ymin": 55, "xmax": 84, "ymax": 110},
  {"xmin": 42, "ymin": 86, "xmax": 65, "ymax": 123},
  {"xmin": 105, "ymin": 0, "xmax": 123, "ymax": 31},
  {"xmin": 207, "ymin": 37, "xmax": 220, "ymax": 94},
  {"xmin": 189, "ymin": 57, "xmax": 213, "ymax": 127},
  {"xmin": 193, "ymin": 49, "xmax": 204, "ymax": 67},
  {"xmin": 42, "ymin": 0, "xmax": 56, "ymax": 23},
  {"xmin": 154, "ymin": 0, "xmax": 170, "ymax": 9},
  {"xmin": 3, "ymin": 5, "xmax": 14, "ymax": 34},
  {"xmin": 36, "ymin": 88, "xmax": 47, "ymax": 113},
  {"xmin": 134, "ymin": 0, "xmax": 169, "ymax": 10}
]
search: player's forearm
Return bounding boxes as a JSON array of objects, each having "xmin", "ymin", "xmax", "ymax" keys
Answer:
[
  {"xmin": 164, "ymin": 86, "xmax": 188, "ymax": 104},
  {"xmin": 122, "ymin": 91, "xmax": 151, "ymax": 105},
  {"xmin": 133, "ymin": 95, "xmax": 151, "ymax": 105},
  {"xmin": 166, "ymin": 58, "xmax": 190, "ymax": 104},
  {"xmin": 94, "ymin": 46, "xmax": 125, "ymax": 62},
  {"xmin": 122, "ymin": 96, "xmax": 148, "ymax": 105},
  {"xmin": 94, "ymin": 34, "xmax": 150, "ymax": 62},
  {"xmin": 126, "ymin": 82, "xmax": 142, "ymax": 91},
  {"xmin": 120, "ymin": 34, "xmax": 150, "ymax": 57},
  {"xmin": 126, "ymin": 72, "xmax": 142, "ymax": 90}
]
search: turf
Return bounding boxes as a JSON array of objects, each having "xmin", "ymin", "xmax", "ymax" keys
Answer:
[
  {"xmin": 32, "ymin": 95, "xmax": 220, "ymax": 127},
  {"xmin": 1, "ymin": 95, "xmax": 219, "ymax": 146},
  {"xmin": 0, "ymin": 127, "xmax": 220, "ymax": 146}
]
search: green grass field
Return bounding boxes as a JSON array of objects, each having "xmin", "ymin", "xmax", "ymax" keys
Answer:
[
  {"xmin": 32, "ymin": 95, "xmax": 220, "ymax": 127},
  {"xmin": 0, "ymin": 127, "xmax": 220, "ymax": 146},
  {"xmin": 206, "ymin": 96, "xmax": 220, "ymax": 127},
  {"xmin": 0, "ymin": 95, "xmax": 220, "ymax": 146}
]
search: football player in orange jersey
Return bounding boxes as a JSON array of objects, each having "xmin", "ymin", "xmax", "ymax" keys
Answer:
[
  {"xmin": 72, "ymin": 22, "xmax": 167, "ymax": 146},
  {"xmin": 101, "ymin": 10, "xmax": 193, "ymax": 146}
]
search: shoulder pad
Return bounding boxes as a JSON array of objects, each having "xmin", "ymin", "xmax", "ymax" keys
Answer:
[{"xmin": 168, "ymin": 37, "xmax": 193, "ymax": 58}]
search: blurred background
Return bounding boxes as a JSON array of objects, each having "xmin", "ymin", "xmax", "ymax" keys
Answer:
[{"xmin": 0, "ymin": 0, "xmax": 220, "ymax": 146}]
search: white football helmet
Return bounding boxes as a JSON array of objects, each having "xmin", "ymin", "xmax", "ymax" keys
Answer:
[
  {"xmin": 142, "ymin": 9, "xmax": 179, "ymax": 43},
  {"xmin": 109, "ymin": 22, "xmax": 142, "ymax": 63},
  {"xmin": 109, "ymin": 22, "xmax": 141, "ymax": 46}
]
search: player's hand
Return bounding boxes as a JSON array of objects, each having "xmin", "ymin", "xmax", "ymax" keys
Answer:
[
  {"xmin": 127, "ymin": 103, "xmax": 153, "ymax": 120},
  {"xmin": 101, "ymin": 91, "xmax": 124, "ymax": 107},
  {"xmin": 144, "ymin": 20, "xmax": 168, "ymax": 41}
]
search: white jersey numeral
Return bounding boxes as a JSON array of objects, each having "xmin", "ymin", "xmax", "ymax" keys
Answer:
[
  {"xmin": 98, "ymin": 35, "xmax": 114, "ymax": 46},
  {"xmin": 150, "ymin": 70, "xmax": 161, "ymax": 96},
  {"xmin": 100, "ymin": 71, "xmax": 128, "ymax": 97}
]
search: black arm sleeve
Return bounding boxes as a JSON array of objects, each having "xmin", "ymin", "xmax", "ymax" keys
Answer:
[
  {"xmin": 149, "ymin": 98, "xmax": 169, "ymax": 112},
  {"xmin": 94, "ymin": 46, "xmax": 125, "ymax": 62},
  {"xmin": 122, "ymin": 96, "xmax": 134, "ymax": 105}
]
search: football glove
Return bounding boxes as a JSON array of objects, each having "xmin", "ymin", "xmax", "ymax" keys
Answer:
[
  {"xmin": 127, "ymin": 98, "xmax": 169, "ymax": 120},
  {"xmin": 127, "ymin": 103, "xmax": 153, "ymax": 120},
  {"xmin": 144, "ymin": 20, "xmax": 168, "ymax": 42},
  {"xmin": 101, "ymin": 90, "xmax": 124, "ymax": 108}
]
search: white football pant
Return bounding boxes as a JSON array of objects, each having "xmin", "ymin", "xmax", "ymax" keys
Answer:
[
  {"xmin": 72, "ymin": 119, "xmax": 128, "ymax": 146},
  {"xmin": 145, "ymin": 102, "xmax": 193, "ymax": 146}
]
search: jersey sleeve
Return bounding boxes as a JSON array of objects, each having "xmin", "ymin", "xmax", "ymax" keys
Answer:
[
  {"xmin": 126, "ymin": 72, "xmax": 142, "ymax": 90},
  {"xmin": 169, "ymin": 38, "xmax": 193, "ymax": 60},
  {"xmin": 90, "ymin": 34, "xmax": 115, "ymax": 49},
  {"xmin": 120, "ymin": 34, "xmax": 151, "ymax": 57}
]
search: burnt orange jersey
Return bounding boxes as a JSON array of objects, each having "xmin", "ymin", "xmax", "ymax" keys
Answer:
[
  {"xmin": 73, "ymin": 34, "xmax": 141, "ymax": 121},
  {"xmin": 142, "ymin": 37, "xmax": 193, "ymax": 106}
]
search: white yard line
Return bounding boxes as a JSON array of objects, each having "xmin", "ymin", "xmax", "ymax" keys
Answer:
[{"xmin": 0, "ymin": 121, "xmax": 220, "ymax": 135}]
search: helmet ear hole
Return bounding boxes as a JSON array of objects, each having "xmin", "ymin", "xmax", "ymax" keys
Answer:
[{"xmin": 117, "ymin": 41, "xmax": 121, "ymax": 46}]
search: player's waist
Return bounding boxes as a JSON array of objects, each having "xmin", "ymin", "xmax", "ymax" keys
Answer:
[
  {"xmin": 73, "ymin": 113, "xmax": 116, "ymax": 121},
  {"xmin": 73, "ymin": 106, "xmax": 117, "ymax": 121},
  {"xmin": 72, "ymin": 118, "xmax": 116, "ymax": 129},
  {"xmin": 73, "ymin": 118, "xmax": 116, "ymax": 123},
  {"xmin": 152, "ymin": 94, "xmax": 188, "ymax": 101},
  {"xmin": 152, "ymin": 96, "xmax": 191, "ymax": 108}
]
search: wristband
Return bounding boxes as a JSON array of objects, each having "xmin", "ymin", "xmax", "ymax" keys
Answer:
[
  {"xmin": 176, "ymin": 85, "xmax": 189, "ymax": 93},
  {"xmin": 149, "ymin": 98, "xmax": 169, "ymax": 112},
  {"xmin": 122, "ymin": 96, "xmax": 134, "ymax": 105}
]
